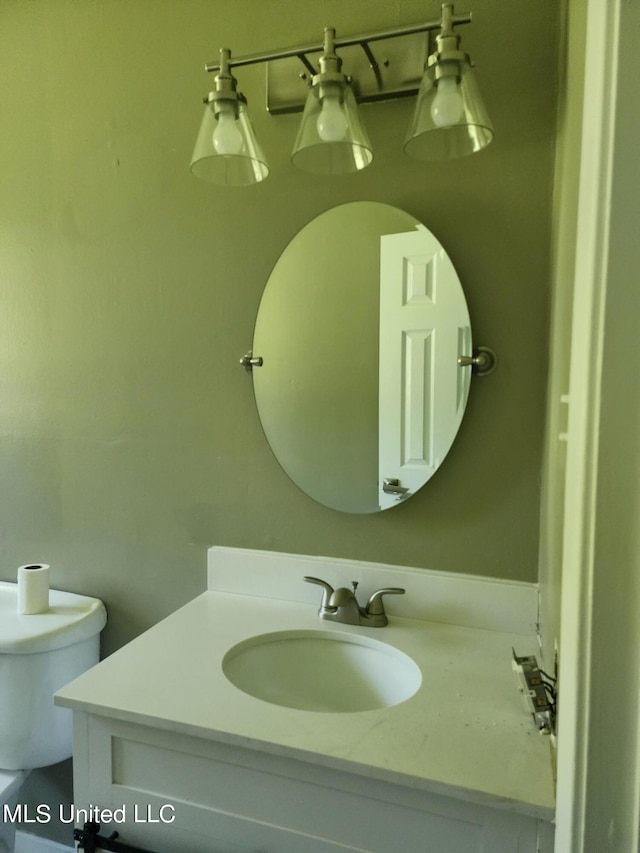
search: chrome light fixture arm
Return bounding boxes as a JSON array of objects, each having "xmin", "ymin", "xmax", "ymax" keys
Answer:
[
  {"xmin": 209, "ymin": 48, "xmax": 239, "ymax": 119},
  {"xmin": 203, "ymin": 13, "xmax": 472, "ymax": 80},
  {"xmin": 429, "ymin": 3, "xmax": 468, "ymax": 85}
]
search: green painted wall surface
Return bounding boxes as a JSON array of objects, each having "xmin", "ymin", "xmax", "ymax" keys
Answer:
[
  {"xmin": 0, "ymin": 0, "xmax": 560, "ymax": 845},
  {"xmin": 0, "ymin": 0, "xmax": 559, "ymax": 658}
]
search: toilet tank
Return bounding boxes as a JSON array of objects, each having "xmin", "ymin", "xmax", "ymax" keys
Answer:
[{"xmin": 0, "ymin": 582, "xmax": 106, "ymax": 770}]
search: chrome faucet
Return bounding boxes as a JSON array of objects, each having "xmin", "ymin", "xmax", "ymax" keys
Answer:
[{"xmin": 304, "ymin": 576, "xmax": 405, "ymax": 627}]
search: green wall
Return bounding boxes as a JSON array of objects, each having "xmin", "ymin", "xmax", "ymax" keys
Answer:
[
  {"xmin": 0, "ymin": 1, "xmax": 561, "ymax": 844},
  {"xmin": 0, "ymin": 0, "xmax": 559, "ymax": 657}
]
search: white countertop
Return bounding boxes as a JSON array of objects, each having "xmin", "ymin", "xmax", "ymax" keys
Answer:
[{"xmin": 56, "ymin": 585, "xmax": 555, "ymax": 820}]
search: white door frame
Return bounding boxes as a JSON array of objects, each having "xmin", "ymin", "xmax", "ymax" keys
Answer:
[{"xmin": 554, "ymin": 0, "xmax": 640, "ymax": 849}]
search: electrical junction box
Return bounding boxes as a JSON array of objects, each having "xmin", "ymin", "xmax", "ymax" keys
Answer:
[{"xmin": 511, "ymin": 649, "xmax": 555, "ymax": 734}]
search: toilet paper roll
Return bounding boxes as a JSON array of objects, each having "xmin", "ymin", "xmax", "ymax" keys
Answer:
[{"xmin": 16, "ymin": 564, "xmax": 50, "ymax": 615}]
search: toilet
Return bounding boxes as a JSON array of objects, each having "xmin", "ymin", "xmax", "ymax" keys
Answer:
[{"xmin": 0, "ymin": 581, "xmax": 106, "ymax": 852}]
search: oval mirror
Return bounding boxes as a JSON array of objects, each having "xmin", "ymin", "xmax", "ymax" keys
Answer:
[{"xmin": 251, "ymin": 202, "xmax": 472, "ymax": 513}]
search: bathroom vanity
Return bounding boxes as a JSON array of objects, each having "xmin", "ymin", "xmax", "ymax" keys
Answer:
[{"xmin": 55, "ymin": 548, "xmax": 555, "ymax": 853}]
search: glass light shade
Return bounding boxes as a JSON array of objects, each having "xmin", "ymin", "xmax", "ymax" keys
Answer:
[
  {"xmin": 190, "ymin": 99, "xmax": 269, "ymax": 186},
  {"xmin": 404, "ymin": 62, "xmax": 494, "ymax": 161},
  {"xmin": 291, "ymin": 81, "xmax": 373, "ymax": 175}
]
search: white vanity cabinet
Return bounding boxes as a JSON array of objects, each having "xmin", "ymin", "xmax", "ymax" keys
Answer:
[
  {"xmin": 57, "ymin": 548, "xmax": 555, "ymax": 853},
  {"xmin": 72, "ymin": 712, "xmax": 551, "ymax": 853}
]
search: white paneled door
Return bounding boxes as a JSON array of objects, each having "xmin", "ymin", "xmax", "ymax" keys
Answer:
[{"xmin": 378, "ymin": 226, "xmax": 471, "ymax": 510}]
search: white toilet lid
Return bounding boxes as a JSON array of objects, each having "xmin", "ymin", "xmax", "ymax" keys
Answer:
[{"xmin": 0, "ymin": 583, "xmax": 106, "ymax": 654}]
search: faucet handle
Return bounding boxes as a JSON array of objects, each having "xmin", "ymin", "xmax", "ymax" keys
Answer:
[
  {"xmin": 304, "ymin": 576, "xmax": 335, "ymax": 611},
  {"xmin": 365, "ymin": 587, "xmax": 406, "ymax": 616}
]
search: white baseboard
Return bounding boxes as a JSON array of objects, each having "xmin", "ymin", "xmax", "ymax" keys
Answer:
[{"xmin": 14, "ymin": 830, "xmax": 73, "ymax": 852}]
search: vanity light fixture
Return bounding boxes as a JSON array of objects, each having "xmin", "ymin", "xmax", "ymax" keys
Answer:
[
  {"xmin": 290, "ymin": 27, "xmax": 373, "ymax": 175},
  {"xmin": 190, "ymin": 48, "xmax": 269, "ymax": 186},
  {"xmin": 190, "ymin": 3, "xmax": 492, "ymax": 185},
  {"xmin": 404, "ymin": 3, "xmax": 494, "ymax": 161}
]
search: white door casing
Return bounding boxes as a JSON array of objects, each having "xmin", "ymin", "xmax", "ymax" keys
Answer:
[{"xmin": 554, "ymin": 0, "xmax": 640, "ymax": 850}]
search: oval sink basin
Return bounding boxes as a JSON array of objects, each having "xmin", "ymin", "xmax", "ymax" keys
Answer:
[{"xmin": 222, "ymin": 630, "xmax": 422, "ymax": 713}]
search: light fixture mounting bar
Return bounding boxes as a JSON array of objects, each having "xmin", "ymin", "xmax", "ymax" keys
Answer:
[
  {"xmin": 203, "ymin": 14, "xmax": 472, "ymax": 74},
  {"xmin": 203, "ymin": 13, "xmax": 472, "ymax": 114}
]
